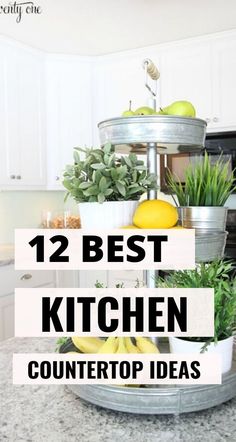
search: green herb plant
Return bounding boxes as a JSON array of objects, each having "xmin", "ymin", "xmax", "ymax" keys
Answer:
[
  {"xmin": 63, "ymin": 142, "xmax": 157, "ymax": 203},
  {"xmin": 156, "ymin": 260, "xmax": 236, "ymax": 350},
  {"xmin": 166, "ymin": 152, "xmax": 236, "ymax": 206}
]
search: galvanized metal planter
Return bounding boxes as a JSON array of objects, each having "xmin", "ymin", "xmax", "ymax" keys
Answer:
[
  {"xmin": 195, "ymin": 230, "xmax": 228, "ymax": 262},
  {"xmin": 178, "ymin": 206, "xmax": 228, "ymax": 231},
  {"xmin": 177, "ymin": 207, "xmax": 228, "ymax": 261},
  {"xmin": 98, "ymin": 115, "xmax": 207, "ymax": 155}
]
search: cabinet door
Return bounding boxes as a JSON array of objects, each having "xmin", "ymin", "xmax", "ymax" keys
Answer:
[
  {"xmin": 0, "ymin": 284, "xmax": 56, "ymax": 341},
  {"xmin": 77, "ymin": 270, "xmax": 144, "ymax": 288},
  {"xmin": 212, "ymin": 35, "xmax": 236, "ymax": 130},
  {"xmin": 0, "ymin": 42, "xmax": 46, "ymax": 188},
  {"xmin": 46, "ymin": 58, "xmax": 93, "ymax": 189},
  {"xmin": 55, "ymin": 270, "xmax": 80, "ymax": 288},
  {"xmin": 92, "ymin": 54, "xmax": 160, "ymax": 145},
  {"xmin": 159, "ymin": 41, "xmax": 212, "ymax": 123},
  {"xmin": 78, "ymin": 270, "xmax": 108, "ymax": 288},
  {"xmin": 0, "ymin": 43, "xmax": 20, "ymax": 186},
  {"xmin": 0, "ymin": 265, "xmax": 56, "ymax": 296},
  {"xmin": 108, "ymin": 270, "xmax": 145, "ymax": 288},
  {"xmin": 0, "ymin": 266, "xmax": 55, "ymax": 341},
  {"xmin": 17, "ymin": 49, "xmax": 46, "ymax": 186},
  {"xmin": 0, "ymin": 294, "xmax": 14, "ymax": 341},
  {"xmin": 58, "ymin": 270, "xmax": 145, "ymax": 288}
]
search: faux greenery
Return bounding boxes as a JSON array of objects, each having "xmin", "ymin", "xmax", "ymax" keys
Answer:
[
  {"xmin": 63, "ymin": 142, "xmax": 157, "ymax": 203},
  {"xmin": 156, "ymin": 260, "xmax": 236, "ymax": 349},
  {"xmin": 166, "ymin": 152, "xmax": 236, "ymax": 206}
]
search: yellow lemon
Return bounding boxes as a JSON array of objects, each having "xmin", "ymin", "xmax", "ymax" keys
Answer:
[
  {"xmin": 133, "ymin": 199, "xmax": 178, "ymax": 229},
  {"xmin": 120, "ymin": 225, "xmax": 140, "ymax": 229}
]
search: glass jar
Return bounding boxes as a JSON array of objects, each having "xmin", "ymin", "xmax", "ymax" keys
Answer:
[{"xmin": 41, "ymin": 210, "xmax": 81, "ymax": 229}]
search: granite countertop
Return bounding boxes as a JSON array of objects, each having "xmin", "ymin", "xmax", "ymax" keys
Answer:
[{"xmin": 1, "ymin": 338, "xmax": 236, "ymax": 442}]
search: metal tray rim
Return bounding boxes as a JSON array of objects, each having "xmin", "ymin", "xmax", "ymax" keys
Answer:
[
  {"xmin": 70, "ymin": 367, "xmax": 236, "ymax": 395},
  {"xmin": 98, "ymin": 115, "xmax": 207, "ymax": 128},
  {"xmin": 98, "ymin": 115, "xmax": 207, "ymax": 154},
  {"xmin": 67, "ymin": 346, "xmax": 236, "ymax": 414}
]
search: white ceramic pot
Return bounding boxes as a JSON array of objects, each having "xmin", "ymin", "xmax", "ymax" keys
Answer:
[
  {"xmin": 79, "ymin": 200, "xmax": 139, "ymax": 229},
  {"xmin": 169, "ymin": 336, "xmax": 234, "ymax": 374}
]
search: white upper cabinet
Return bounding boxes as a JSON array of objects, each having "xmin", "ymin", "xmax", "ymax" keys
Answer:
[
  {"xmin": 46, "ymin": 57, "xmax": 93, "ymax": 189},
  {"xmin": 0, "ymin": 31, "xmax": 236, "ymax": 191},
  {"xmin": 0, "ymin": 41, "xmax": 46, "ymax": 188},
  {"xmin": 159, "ymin": 33, "xmax": 236, "ymax": 132},
  {"xmin": 159, "ymin": 40, "xmax": 213, "ymax": 122},
  {"xmin": 211, "ymin": 34, "xmax": 236, "ymax": 130},
  {"xmin": 92, "ymin": 53, "xmax": 161, "ymax": 145}
]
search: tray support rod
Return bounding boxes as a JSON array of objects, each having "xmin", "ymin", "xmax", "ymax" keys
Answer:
[
  {"xmin": 146, "ymin": 142, "xmax": 158, "ymax": 289},
  {"xmin": 146, "ymin": 142, "xmax": 159, "ymax": 344}
]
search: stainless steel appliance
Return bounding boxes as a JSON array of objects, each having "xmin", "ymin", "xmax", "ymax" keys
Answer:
[{"xmin": 160, "ymin": 131, "xmax": 236, "ymax": 192}]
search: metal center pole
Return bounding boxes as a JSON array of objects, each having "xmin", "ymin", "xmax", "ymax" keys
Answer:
[
  {"xmin": 146, "ymin": 142, "xmax": 159, "ymax": 345},
  {"xmin": 146, "ymin": 142, "xmax": 158, "ymax": 289}
]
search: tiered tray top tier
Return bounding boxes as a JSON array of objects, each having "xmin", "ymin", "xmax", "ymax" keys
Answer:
[
  {"xmin": 98, "ymin": 115, "xmax": 207, "ymax": 154},
  {"xmin": 69, "ymin": 114, "xmax": 236, "ymax": 415}
]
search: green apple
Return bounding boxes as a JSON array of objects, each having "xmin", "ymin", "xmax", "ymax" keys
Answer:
[
  {"xmin": 134, "ymin": 106, "xmax": 155, "ymax": 115},
  {"xmin": 153, "ymin": 109, "xmax": 164, "ymax": 115},
  {"xmin": 122, "ymin": 100, "xmax": 135, "ymax": 117},
  {"xmin": 122, "ymin": 110, "xmax": 135, "ymax": 116},
  {"xmin": 160, "ymin": 101, "xmax": 196, "ymax": 117}
]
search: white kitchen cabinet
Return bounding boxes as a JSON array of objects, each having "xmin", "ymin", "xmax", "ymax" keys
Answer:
[
  {"xmin": 0, "ymin": 31, "xmax": 236, "ymax": 192},
  {"xmin": 0, "ymin": 265, "xmax": 56, "ymax": 341},
  {"xmin": 57, "ymin": 270, "xmax": 108, "ymax": 288},
  {"xmin": 159, "ymin": 33, "xmax": 236, "ymax": 132},
  {"xmin": 77, "ymin": 270, "xmax": 144, "ymax": 288},
  {"xmin": 46, "ymin": 57, "xmax": 93, "ymax": 190},
  {"xmin": 211, "ymin": 35, "xmax": 236, "ymax": 130},
  {"xmin": 78, "ymin": 270, "xmax": 108, "ymax": 288},
  {"xmin": 57, "ymin": 270, "xmax": 144, "ymax": 288},
  {"xmin": 92, "ymin": 53, "xmax": 161, "ymax": 145},
  {"xmin": 55, "ymin": 270, "xmax": 80, "ymax": 288},
  {"xmin": 159, "ymin": 40, "xmax": 213, "ymax": 123},
  {"xmin": 107, "ymin": 270, "xmax": 144, "ymax": 288},
  {"xmin": 0, "ymin": 41, "xmax": 46, "ymax": 189}
]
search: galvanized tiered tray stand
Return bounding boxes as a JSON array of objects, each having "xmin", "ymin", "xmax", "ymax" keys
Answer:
[{"xmin": 68, "ymin": 115, "xmax": 236, "ymax": 414}]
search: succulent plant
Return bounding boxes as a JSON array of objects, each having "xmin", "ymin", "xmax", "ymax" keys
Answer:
[{"xmin": 63, "ymin": 142, "xmax": 157, "ymax": 203}]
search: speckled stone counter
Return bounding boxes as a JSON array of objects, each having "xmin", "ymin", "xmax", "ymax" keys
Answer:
[{"xmin": 1, "ymin": 338, "xmax": 236, "ymax": 442}]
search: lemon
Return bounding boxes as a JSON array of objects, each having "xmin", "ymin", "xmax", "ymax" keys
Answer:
[
  {"xmin": 120, "ymin": 225, "xmax": 140, "ymax": 229},
  {"xmin": 133, "ymin": 199, "xmax": 178, "ymax": 229}
]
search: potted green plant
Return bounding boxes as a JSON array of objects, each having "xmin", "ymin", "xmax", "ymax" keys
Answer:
[
  {"xmin": 157, "ymin": 260, "xmax": 236, "ymax": 373},
  {"xmin": 166, "ymin": 152, "xmax": 236, "ymax": 231},
  {"xmin": 63, "ymin": 142, "xmax": 157, "ymax": 228}
]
